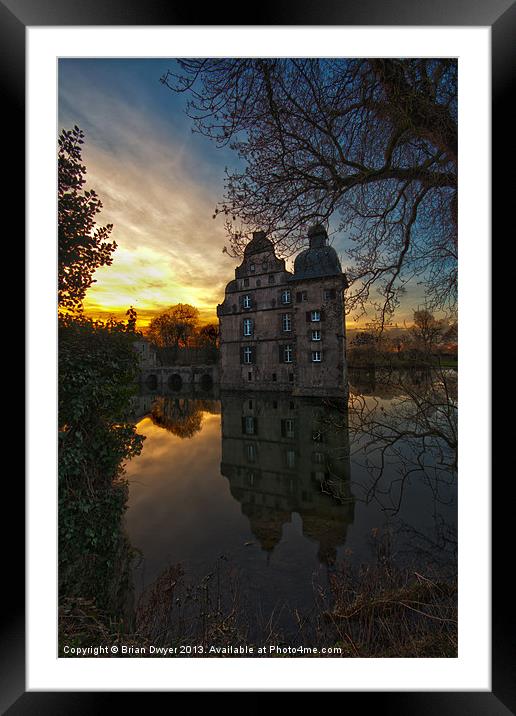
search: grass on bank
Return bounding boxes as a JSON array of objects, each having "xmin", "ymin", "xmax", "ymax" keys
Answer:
[{"xmin": 59, "ymin": 553, "xmax": 457, "ymax": 658}]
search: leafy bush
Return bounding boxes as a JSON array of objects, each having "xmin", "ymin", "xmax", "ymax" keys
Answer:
[
  {"xmin": 59, "ymin": 313, "xmax": 144, "ymax": 490},
  {"xmin": 59, "ymin": 313, "xmax": 145, "ymax": 618}
]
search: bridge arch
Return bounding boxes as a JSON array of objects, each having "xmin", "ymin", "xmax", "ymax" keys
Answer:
[
  {"xmin": 168, "ymin": 373, "xmax": 183, "ymax": 391},
  {"xmin": 199, "ymin": 373, "xmax": 213, "ymax": 391},
  {"xmin": 145, "ymin": 373, "xmax": 158, "ymax": 390}
]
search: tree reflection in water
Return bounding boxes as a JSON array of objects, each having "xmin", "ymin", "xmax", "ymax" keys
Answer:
[
  {"xmin": 344, "ymin": 367, "xmax": 457, "ymax": 515},
  {"xmin": 149, "ymin": 396, "xmax": 220, "ymax": 439}
]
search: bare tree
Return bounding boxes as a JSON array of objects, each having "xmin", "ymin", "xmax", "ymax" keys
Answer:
[
  {"xmin": 344, "ymin": 367, "xmax": 457, "ymax": 514},
  {"xmin": 410, "ymin": 309, "xmax": 445, "ymax": 356},
  {"xmin": 162, "ymin": 59, "xmax": 457, "ymax": 323}
]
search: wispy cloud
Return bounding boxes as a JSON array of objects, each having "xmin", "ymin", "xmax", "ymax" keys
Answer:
[
  {"xmin": 58, "ymin": 60, "xmax": 440, "ymax": 330},
  {"xmin": 59, "ymin": 61, "xmax": 237, "ymax": 326}
]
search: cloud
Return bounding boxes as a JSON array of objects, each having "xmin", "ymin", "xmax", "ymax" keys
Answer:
[
  {"xmin": 59, "ymin": 63, "xmax": 238, "ymax": 326},
  {"xmin": 59, "ymin": 60, "xmax": 445, "ymax": 330}
]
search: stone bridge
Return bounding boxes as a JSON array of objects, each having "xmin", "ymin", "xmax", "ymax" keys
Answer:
[{"xmin": 139, "ymin": 364, "xmax": 219, "ymax": 392}]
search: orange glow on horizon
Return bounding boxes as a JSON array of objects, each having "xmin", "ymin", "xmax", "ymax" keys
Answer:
[{"xmin": 82, "ymin": 303, "xmax": 219, "ymax": 329}]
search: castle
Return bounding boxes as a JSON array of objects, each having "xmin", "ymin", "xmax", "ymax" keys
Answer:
[{"xmin": 217, "ymin": 225, "xmax": 348, "ymax": 396}]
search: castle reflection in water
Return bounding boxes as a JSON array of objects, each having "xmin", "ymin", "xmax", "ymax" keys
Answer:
[
  {"xmin": 130, "ymin": 389, "xmax": 355, "ymax": 566},
  {"xmin": 221, "ymin": 393, "xmax": 354, "ymax": 564},
  {"xmin": 221, "ymin": 393, "xmax": 354, "ymax": 565}
]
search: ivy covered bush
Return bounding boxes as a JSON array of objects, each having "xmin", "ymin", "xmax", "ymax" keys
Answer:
[{"xmin": 59, "ymin": 313, "xmax": 145, "ymax": 616}]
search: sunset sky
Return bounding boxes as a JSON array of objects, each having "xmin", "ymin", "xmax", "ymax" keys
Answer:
[{"xmin": 58, "ymin": 58, "xmax": 428, "ymax": 329}]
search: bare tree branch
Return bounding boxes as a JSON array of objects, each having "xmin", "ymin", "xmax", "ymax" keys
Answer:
[{"xmin": 162, "ymin": 59, "xmax": 457, "ymax": 321}]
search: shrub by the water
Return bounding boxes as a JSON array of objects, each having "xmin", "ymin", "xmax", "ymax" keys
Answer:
[{"xmin": 59, "ymin": 313, "xmax": 144, "ymax": 627}]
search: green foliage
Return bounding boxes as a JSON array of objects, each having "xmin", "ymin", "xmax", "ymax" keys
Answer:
[
  {"xmin": 58, "ymin": 126, "xmax": 117, "ymax": 311},
  {"xmin": 59, "ymin": 313, "xmax": 145, "ymax": 619},
  {"xmin": 59, "ymin": 313, "xmax": 144, "ymax": 489},
  {"xmin": 59, "ymin": 481, "xmax": 133, "ymax": 614},
  {"xmin": 58, "ymin": 131, "xmax": 144, "ymax": 634}
]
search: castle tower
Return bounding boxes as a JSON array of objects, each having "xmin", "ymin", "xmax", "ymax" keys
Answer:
[{"xmin": 217, "ymin": 226, "xmax": 348, "ymax": 396}]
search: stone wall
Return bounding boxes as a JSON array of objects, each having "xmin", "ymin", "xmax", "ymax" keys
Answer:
[{"xmin": 217, "ymin": 240, "xmax": 348, "ymax": 396}]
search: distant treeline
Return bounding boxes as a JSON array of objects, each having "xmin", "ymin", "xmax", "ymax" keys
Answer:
[
  {"xmin": 145, "ymin": 303, "xmax": 219, "ymax": 366},
  {"xmin": 347, "ymin": 311, "xmax": 457, "ymax": 368}
]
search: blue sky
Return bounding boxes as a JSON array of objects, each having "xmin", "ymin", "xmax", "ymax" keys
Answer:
[{"xmin": 59, "ymin": 58, "xmax": 426, "ymax": 327}]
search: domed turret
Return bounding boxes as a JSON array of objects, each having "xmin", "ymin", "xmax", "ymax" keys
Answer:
[
  {"xmin": 244, "ymin": 230, "xmax": 274, "ymax": 257},
  {"xmin": 307, "ymin": 223, "xmax": 328, "ymax": 248},
  {"xmin": 243, "ymin": 504, "xmax": 289, "ymax": 553},
  {"xmin": 293, "ymin": 225, "xmax": 342, "ymax": 280}
]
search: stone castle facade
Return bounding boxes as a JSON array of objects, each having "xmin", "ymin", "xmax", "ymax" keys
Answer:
[{"xmin": 217, "ymin": 225, "xmax": 348, "ymax": 396}]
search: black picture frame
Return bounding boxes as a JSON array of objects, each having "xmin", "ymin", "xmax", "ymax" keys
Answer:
[{"xmin": 9, "ymin": 0, "xmax": 506, "ymax": 709}]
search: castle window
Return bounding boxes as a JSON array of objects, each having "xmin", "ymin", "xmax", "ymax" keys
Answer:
[
  {"xmin": 281, "ymin": 289, "xmax": 291, "ymax": 304},
  {"xmin": 243, "ymin": 294, "xmax": 252, "ymax": 309},
  {"xmin": 324, "ymin": 288, "xmax": 337, "ymax": 300},
  {"xmin": 243, "ymin": 318, "xmax": 253, "ymax": 336},
  {"xmin": 250, "ymin": 263, "xmax": 255, "ymax": 273},
  {"xmin": 289, "ymin": 373, "xmax": 294, "ymax": 383},
  {"xmin": 311, "ymin": 329, "xmax": 321, "ymax": 341},
  {"xmin": 240, "ymin": 344, "xmax": 257, "ymax": 365},
  {"xmin": 246, "ymin": 443, "xmax": 256, "ymax": 462},
  {"xmin": 311, "ymin": 350, "xmax": 322, "ymax": 362},
  {"xmin": 311, "ymin": 310, "xmax": 321, "ymax": 322},
  {"xmin": 296, "ymin": 291, "xmax": 308, "ymax": 302},
  {"xmin": 272, "ymin": 373, "xmax": 277, "ymax": 382},
  {"xmin": 281, "ymin": 418, "xmax": 295, "ymax": 438},
  {"xmin": 284, "ymin": 345, "xmax": 293, "ymax": 363},
  {"xmin": 256, "ymin": 279, "xmax": 261, "ymax": 287},
  {"xmin": 262, "ymin": 260, "xmax": 268, "ymax": 271},
  {"xmin": 269, "ymin": 274, "xmax": 275, "ymax": 284},
  {"xmin": 243, "ymin": 278, "xmax": 249, "ymax": 287},
  {"xmin": 245, "ymin": 416, "xmax": 255, "ymax": 434},
  {"xmin": 286, "ymin": 450, "xmax": 296, "ymax": 468},
  {"xmin": 314, "ymin": 451, "xmax": 325, "ymax": 464},
  {"xmin": 282, "ymin": 313, "xmax": 292, "ymax": 332}
]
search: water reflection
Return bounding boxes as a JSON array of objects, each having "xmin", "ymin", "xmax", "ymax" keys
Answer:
[
  {"xmin": 124, "ymin": 372, "xmax": 457, "ymax": 636},
  {"xmin": 347, "ymin": 367, "xmax": 457, "ymax": 514},
  {"xmin": 61, "ymin": 370, "xmax": 457, "ymax": 654},
  {"xmin": 151, "ymin": 397, "xmax": 220, "ymax": 439},
  {"xmin": 130, "ymin": 390, "xmax": 220, "ymax": 426},
  {"xmin": 220, "ymin": 393, "xmax": 354, "ymax": 565},
  {"xmin": 349, "ymin": 366, "xmax": 457, "ymax": 402}
]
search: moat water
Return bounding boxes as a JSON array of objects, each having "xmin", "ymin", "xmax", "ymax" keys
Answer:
[{"xmin": 124, "ymin": 369, "xmax": 457, "ymax": 637}]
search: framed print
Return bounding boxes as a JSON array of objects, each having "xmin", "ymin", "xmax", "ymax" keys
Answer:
[{"xmin": 9, "ymin": 0, "xmax": 507, "ymax": 709}]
